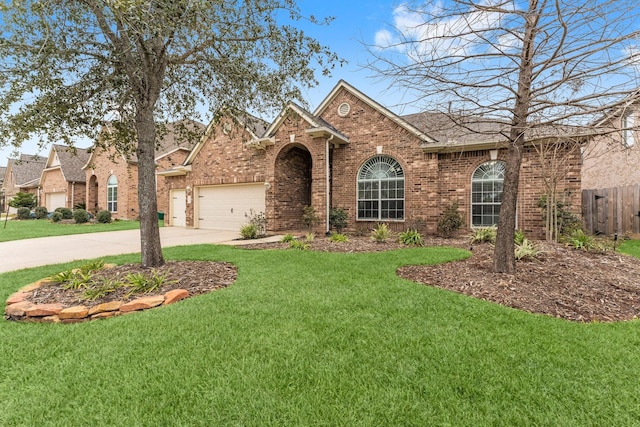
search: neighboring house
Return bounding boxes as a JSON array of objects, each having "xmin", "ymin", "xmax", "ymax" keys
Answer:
[
  {"xmin": 581, "ymin": 102, "xmax": 640, "ymax": 235},
  {"xmin": 2, "ymin": 154, "xmax": 47, "ymax": 211},
  {"xmin": 83, "ymin": 120, "xmax": 204, "ymax": 220},
  {"xmin": 161, "ymin": 80, "xmax": 582, "ymax": 237},
  {"xmin": 39, "ymin": 145, "xmax": 91, "ymax": 211}
]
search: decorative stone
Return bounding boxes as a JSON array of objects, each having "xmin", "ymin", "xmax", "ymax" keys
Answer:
[
  {"xmin": 88, "ymin": 301, "xmax": 122, "ymax": 316},
  {"xmin": 5, "ymin": 301, "xmax": 34, "ymax": 317},
  {"xmin": 25, "ymin": 303, "xmax": 64, "ymax": 317},
  {"xmin": 91, "ymin": 311, "xmax": 117, "ymax": 319},
  {"xmin": 120, "ymin": 295, "xmax": 165, "ymax": 313},
  {"xmin": 41, "ymin": 315, "xmax": 61, "ymax": 323},
  {"xmin": 6, "ymin": 292, "xmax": 31, "ymax": 305},
  {"xmin": 59, "ymin": 305, "xmax": 89, "ymax": 320},
  {"xmin": 164, "ymin": 289, "xmax": 189, "ymax": 305}
]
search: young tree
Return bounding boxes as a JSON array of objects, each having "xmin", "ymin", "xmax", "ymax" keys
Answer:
[
  {"xmin": 369, "ymin": 0, "xmax": 640, "ymax": 273},
  {"xmin": 0, "ymin": 1, "xmax": 339, "ymax": 267}
]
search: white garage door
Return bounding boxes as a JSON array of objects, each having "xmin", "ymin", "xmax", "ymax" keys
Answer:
[
  {"xmin": 47, "ymin": 192, "xmax": 66, "ymax": 211},
  {"xmin": 170, "ymin": 189, "xmax": 186, "ymax": 227},
  {"xmin": 197, "ymin": 184, "xmax": 266, "ymax": 231}
]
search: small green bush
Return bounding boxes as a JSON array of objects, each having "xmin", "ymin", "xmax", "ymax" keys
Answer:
[
  {"xmin": 371, "ymin": 223, "xmax": 390, "ymax": 243},
  {"xmin": 515, "ymin": 238, "xmax": 541, "ymax": 260},
  {"xmin": 55, "ymin": 207, "xmax": 73, "ymax": 219},
  {"xmin": 50, "ymin": 212, "xmax": 63, "ymax": 223},
  {"xmin": 243, "ymin": 209, "xmax": 267, "ymax": 237},
  {"xmin": 437, "ymin": 202, "xmax": 463, "ymax": 237},
  {"xmin": 34, "ymin": 206, "xmax": 48, "ymax": 219},
  {"xmin": 9, "ymin": 192, "xmax": 37, "ymax": 209},
  {"xmin": 96, "ymin": 210, "xmax": 112, "ymax": 224},
  {"xmin": 329, "ymin": 233, "xmax": 349, "ymax": 243},
  {"xmin": 73, "ymin": 209, "xmax": 90, "ymax": 224},
  {"xmin": 305, "ymin": 232, "xmax": 315, "ymax": 242},
  {"xmin": 514, "ymin": 229, "xmax": 526, "ymax": 245},
  {"xmin": 16, "ymin": 207, "xmax": 31, "ymax": 220},
  {"xmin": 289, "ymin": 240, "xmax": 310, "ymax": 250},
  {"xmin": 302, "ymin": 205, "xmax": 320, "ymax": 231},
  {"xmin": 240, "ymin": 223, "xmax": 258, "ymax": 239},
  {"xmin": 329, "ymin": 207, "xmax": 348, "ymax": 233},
  {"xmin": 469, "ymin": 227, "xmax": 497, "ymax": 244},
  {"xmin": 398, "ymin": 228, "xmax": 424, "ymax": 246},
  {"xmin": 280, "ymin": 233, "xmax": 295, "ymax": 243}
]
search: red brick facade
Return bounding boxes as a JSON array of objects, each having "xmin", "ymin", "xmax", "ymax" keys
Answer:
[
  {"xmin": 39, "ymin": 168, "xmax": 86, "ymax": 210},
  {"xmin": 163, "ymin": 82, "xmax": 582, "ymax": 238}
]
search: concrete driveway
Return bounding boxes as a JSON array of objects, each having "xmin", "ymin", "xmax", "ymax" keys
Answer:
[{"xmin": 0, "ymin": 227, "xmax": 259, "ymax": 273}]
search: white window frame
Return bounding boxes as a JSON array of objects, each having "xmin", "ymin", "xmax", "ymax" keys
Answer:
[
  {"xmin": 622, "ymin": 111, "xmax": 635, "ymax": 147},
  {"xmin": 107, "ymin": 175, "xmax": 118, "ymax": 213},
  {"xmin": 471, "ymin": 161, "xmax": 506, "ymax": 227},
  {"xmin": 357, "ymin": 155, "xmax": 405, "ymax": 221}
]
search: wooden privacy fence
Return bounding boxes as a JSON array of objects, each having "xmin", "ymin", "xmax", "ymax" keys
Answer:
[{"xmin": 582, "ymin": 185, "xmax": 640, "ymax": 236}]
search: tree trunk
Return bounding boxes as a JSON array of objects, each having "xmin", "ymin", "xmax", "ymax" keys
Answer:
[{"xmin": 136, "ymin": 107, "xmax": 164, "ymax": 268}]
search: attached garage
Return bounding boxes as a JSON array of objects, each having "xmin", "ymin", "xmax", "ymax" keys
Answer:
[
  {"xmin": 46, "ymin": 192, "xmax": 66, "ymax": 211},
  {"xmin": 169, "ymin": 189, "xmax": 186, "ymax": 227},
  {"xmin": 196, "ymin": 183, "xmax": 266, "ymax": 230}
]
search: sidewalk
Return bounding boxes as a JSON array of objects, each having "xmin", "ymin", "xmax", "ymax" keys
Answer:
[{"xmin": 0, "ymin": 227, "xmax": 281, "ymax": 273}]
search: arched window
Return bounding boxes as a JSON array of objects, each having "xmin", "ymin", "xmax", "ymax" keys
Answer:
[
  {"xmin": 107, "ymin": 175, "xmax": 118, "ymax": 213},
  {"xmin": 357, "ymin": 155, "xmax": 404, "ymax": 220},
  {"xmin": 471, "ymin": 161, "xmax": 505, "ymax": 227}
]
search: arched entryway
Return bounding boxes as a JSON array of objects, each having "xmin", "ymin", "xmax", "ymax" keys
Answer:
[
  {"xmin": 273, "ymin": 145, "xmax": 313, "ymax": 231},
  {"xmin": 87, "ymin": 175, "xmax": 99, "ymax": 215}
]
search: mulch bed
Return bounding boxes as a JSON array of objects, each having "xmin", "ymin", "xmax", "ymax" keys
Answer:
[{"xmin": 21, "ymin": 236, "xmax": 640, "ymax": 323}]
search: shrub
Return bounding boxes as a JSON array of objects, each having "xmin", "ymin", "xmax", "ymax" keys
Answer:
[
  {"xmin": 34, "ymin": 206, "xmax": 48, "ymax": 219},
  {"xmin": 73, "ymin": 209, "xmax": 90, "ymax": 224},
  {"xmin": 305, "ymin": 232, "xmax": 315, "ymax": 242},
  {"xmin": 514, "ymin": 229, "xmax": 526, "ymax": 245},
  {"xmin": 437, "ymin": 202, "xmax": 463, "ymax": 237},
  {"xmin": 240, "ymin": 223, "xmax": 258, "ymax": 239},
  {"xmin": 9, "ymin": 192, "xmax": 37, "ymax": 209},
  {"xmin": 329, "ymin": 208, "xmax": 348, "ymax": 233},
  {"xmin": 469, "ymin": 227, "xmax": 497, "ymax": 244},
  {"xmin": 16, "ymin": 207, "xmax": 31, "ymax": 220},
  {"xmin": 50, "ymin": 212, "xmax": 63, "ymax": 223},
  {"xmin": 371, "ymin": 223, "xmax": 390, "ymax": 243},
  {"xmin": 280, "ymin": 233, "xmax": 295, "ymax": 243},
  {"xmin": 515, "ymin": 238, "xmax": 541, "ymax": 260},
  {"xmin": 55, "ymin": 207, "xmax": 73, "ymax": 219},
  {"xmin": 244, "ymin": 209, "xmax": 267, "ymax": 237},
  {"xmin": 96, "ymin": 210, "xmax": 112, "ymax": 224},
  {"xmin": 329, "ymin": 233, "xmax": 349, "ymax": 243},
  {"xmin": 398, "ymin": 228, "xmax": 424, "ymax": 246},
  {"xmin": 302, "ymin": 205, "xmax": 320, "ymax": 231},
  {"xmin": 73, "ymin": 202, "xmax": 87, "ymax": 210},
  {"xmin": 289, "ymin": 240, "xmax": 309, "ymax": 250}
]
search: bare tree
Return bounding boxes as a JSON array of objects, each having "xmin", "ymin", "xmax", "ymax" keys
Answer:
[
  {"xmin": 0, "ymin": 0, "xmax": 340, "ymax": 267},
  {"xmin": 369, "ymin": 0, "xmax": 640, "ymax": 273}
]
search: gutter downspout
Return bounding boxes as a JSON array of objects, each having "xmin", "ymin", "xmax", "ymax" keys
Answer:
[
  {"xmin": 326, "ymin": 135, "xmax": 333, "ymax": 235},
  {"xmin": 71, "ymin": 182, "xmax": 75, "ymax": 208}
]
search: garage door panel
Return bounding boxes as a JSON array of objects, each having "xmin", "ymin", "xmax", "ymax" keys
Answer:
[
  {"xmin": 197, "ymin": 184, "xmax": 265, "ymax": 230},
  {"xmin": 46, "ymin": 192, "xmax": 66, "ymax": 211}
]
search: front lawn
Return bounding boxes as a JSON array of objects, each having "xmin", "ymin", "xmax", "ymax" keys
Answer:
[
  {"xmin": 1, "ymin": 244, "xmax": 639, "ymax": 425},
  {"xmin": 0, "ymin": 218, "xmax": 148, "ymax": 243}
]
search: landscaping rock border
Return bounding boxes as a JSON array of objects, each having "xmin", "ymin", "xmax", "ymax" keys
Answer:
[{"xmin": 4, "ymin": 278, "xmax": 191, "ymax": 324}]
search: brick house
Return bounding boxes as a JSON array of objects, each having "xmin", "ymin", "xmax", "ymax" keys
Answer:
[
  {"xmin": 2, "ymin": 154, "xmax": 46, "ymax": 211},
  {"xmin": 83, "ymin": 121, "xmax": 204, "ymax": 220},
  {"xmin": 39, "ymin": 145, "xmax": 90, "ymax": 211},
  {"xmin": 161, "ymin": 81, "xmax": 582, "ymax": 237}
]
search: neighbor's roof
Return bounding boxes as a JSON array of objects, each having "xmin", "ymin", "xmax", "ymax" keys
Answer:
[
  {"xmin": 9, "ymin": 154, "xmax": 46, "ymax": 187},
  {"xmin": 48, "ymin": 145, "xmax": 91, "ymax": 183}
]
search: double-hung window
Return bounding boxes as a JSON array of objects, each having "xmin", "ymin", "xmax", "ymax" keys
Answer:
[
  {"xmin": 471, "ymin": 161, "xmax": 505, "ymax": 227},
  {"xmin": 357, "ymin": 155, "xmax": 404, "ymax": 220},
  {"xmin": 107, "ymin": 175, "xmax": 118, "ymax": 213}
]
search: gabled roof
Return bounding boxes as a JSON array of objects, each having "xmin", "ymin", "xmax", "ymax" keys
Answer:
[
  {"xmin": 314, "ymin": 80, "xmax": 436, "ymax": 144},
  {"xmin": 8, "ymin": 154, "xmax": 46, "ymax": 187},
  {"xmin": 250, "ymin": 102, "xmax": 349, "ymax": 150},
  {"xmin": 183, "ymin": 110, "xmax": 269, "ymax": 165},
  {"xmin": 43, "ymin": 145, "xmax": 91, "ymax": 183},
  {"xmin": 83, "ymin": 119, "xmax": 205, "ymax": 170}
]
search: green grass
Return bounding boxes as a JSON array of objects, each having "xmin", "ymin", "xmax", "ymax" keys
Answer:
[
  {"xmin": 619, "ymin": 239, "xmax": 640, "ymax": 258},
  {"xmin": 1, "ymin": 244, "xmax": 640, "ymax": 425},
  {"xmin": 0, "ymin": 219, "xmax": 150, "ymax": 243}
]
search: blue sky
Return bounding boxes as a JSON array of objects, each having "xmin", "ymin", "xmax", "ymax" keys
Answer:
[{"xmin": 0, "ymin": 0, "xmax": 402, "ymax": 166}]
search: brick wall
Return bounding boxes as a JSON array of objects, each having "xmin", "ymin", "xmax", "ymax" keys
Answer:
[
  {"xmin": 40, "ymin": 168, "xmax": 87, "ymax": 209},
  {"xmin": 582, "ymin": 130, "xmax": 640, "ymax": 190}
]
